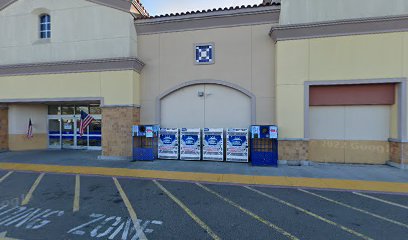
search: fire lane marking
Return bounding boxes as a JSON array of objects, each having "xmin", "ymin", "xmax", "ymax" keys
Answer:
[
  {"xmin": 73, "ymin": 175, "xmax": 80, "ymax": 212},
  {"xmin": 196, "ymin": 183, "xmax": 299, "ymax": 240},
  {"xmin": 0, "ymin": 172, "xmax": 13, "ymax": 184},
  {"xmin": 153, "ymin": 180, "xmax": 221, "ymax": 240},
  {"xmin": 299, "ymin": 189, "xmax": 408, "ymax": 229},
  {"xmin": 21, "ymin": 173, "xmax": 45, "ymax": 206},
  {"xmin": 352, "ymin": 192, "xmax": 408, "ymax": 210},
  {"xmin": 113, "ymin": 177, "xmax": 147, "ymax": 240},
  {"xmin": 246, "ymin": 186, "xmax": 373, "ymax": 240}
]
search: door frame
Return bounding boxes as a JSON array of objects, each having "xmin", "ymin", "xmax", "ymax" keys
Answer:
[
  {"xmin": 156, "ymin": 79, "xmax": 257, "ymax": 125},
  {"xmin": 48, "ymin": 115, "xmax": 102, "ymax": 150}
]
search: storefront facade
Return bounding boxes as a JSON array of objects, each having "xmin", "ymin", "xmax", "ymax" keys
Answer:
[{"xmin": 0, "ymin": 0, "xmax": 407, "ymax": 167}]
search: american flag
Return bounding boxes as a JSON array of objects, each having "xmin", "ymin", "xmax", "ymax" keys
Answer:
[
  {"xmin": 27, "ymin": 118, "xmax": 33, "ymax": 139},
  {"xmin": 79, "ymin": 110, "xmax": 94, "ymax": 137}
]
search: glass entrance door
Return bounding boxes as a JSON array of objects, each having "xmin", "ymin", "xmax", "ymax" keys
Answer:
[
  {"xmin": 62, "ymin": 118, "xmax": 76, "ymax": 149},
  {"xmin": 48, "ymin": 104, "xmax": 102, "ymax": 150}
]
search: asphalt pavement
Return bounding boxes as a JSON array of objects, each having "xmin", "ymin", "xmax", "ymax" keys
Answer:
[{"xmin": 0, "ymin": 170, "xmax": 407, "ymax": 240}]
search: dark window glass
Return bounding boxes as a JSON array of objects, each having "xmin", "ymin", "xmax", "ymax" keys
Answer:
[
  {"xmin": 48, "ymin": 105, "xmax": 61, "ymax": 115},
  {"xmin": 90, "ymin": 105, "xmax": 101, "ymax": 114},
  {"xmin": 40, "ymin": 14, "xmax": 51, "ymax": 39},
  {"xmin": 61, "ymin": 106, "xmax": 75, "ymax": 115},
  {"xmin": 75, "ymin": 106, "xmax": 89, "ymax": 115}
]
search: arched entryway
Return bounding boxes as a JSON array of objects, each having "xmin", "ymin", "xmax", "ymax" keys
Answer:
[{"xmin": 157, "ymin": 80, "xmax": 256, "ymax": 128}]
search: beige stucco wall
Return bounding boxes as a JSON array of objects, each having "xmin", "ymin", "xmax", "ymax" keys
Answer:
[
  {"xmin": 309, "ymin": 106, "xmax": 391, "ymax": 141},
  {"xmin": 8, "ymin": 104, "xmax": 48, "ymax": 150},
  {"xmin": 276, "ymin": 32, "xmax": 408, "ymax": 139},
  {"xmin": 280, "ymin": 0, "xmax": 408, "ymax": 25},
  {"xmin": 0, "ymin": 70, "xmax": 141, "ymax": 106},
  {"xmin": 0, "ymin": 0, "xmax": 137, "ymax": 65},
  {"xmin": 138, "ymin": 23, "xmax": 276, "ymax": 125}
]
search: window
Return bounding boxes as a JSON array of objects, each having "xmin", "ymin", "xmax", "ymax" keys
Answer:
[{"xmin": 40, "ymin": 14, "xmax": 51, "ymax": 39}]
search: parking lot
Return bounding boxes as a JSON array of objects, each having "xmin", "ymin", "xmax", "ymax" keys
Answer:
[{"xmin": 0, "ymin": 170, "xmax": 407, "ymax": 240}]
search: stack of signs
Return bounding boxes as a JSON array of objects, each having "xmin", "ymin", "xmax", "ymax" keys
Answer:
[
  {"xmin": 226, "ymin": 128, "xmax": 249, "ymax": 162},
  {"xmin": 158, "ymin": 128, "xmax": 179, "ymax": 159},
  {"xmin": 180, "ymin": 128, "xmax": 201, "ymax": 160},
  {"xmin": 203, "ymin": 128, "xmax": 224, "ymax": 161}
]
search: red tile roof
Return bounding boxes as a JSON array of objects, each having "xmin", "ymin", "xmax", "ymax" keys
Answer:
[{"xmin": 135, "ymin": 1, "xmax": 280, "ymax": 20}]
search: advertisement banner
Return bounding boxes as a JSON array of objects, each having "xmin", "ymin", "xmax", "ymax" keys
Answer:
[
  {"xmin": 158, "ymin": 128, "xmax": 179, "ymax": 159},
  {"xmin": 269, "ymin": 126, "xmax": 278, "ymax": 139},
  {"xmin": 203, "ymin": 128, "xmax": 224, "ymax": 161},
  {"xmin": 226, "ymin": 128, "xmax": 249, "ymax": 162},
  {"xmin": 180, "ymin": 128, "xmax": 201, "ymax": 160}
]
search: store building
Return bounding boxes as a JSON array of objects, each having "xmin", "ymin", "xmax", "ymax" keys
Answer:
[{"xmin": 0, "ymin": 0, "xmax": 407, "ymax": 167}]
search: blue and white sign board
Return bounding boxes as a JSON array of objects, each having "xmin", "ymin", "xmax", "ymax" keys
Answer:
[
  {"xmin": 226, "ymin": 128, "xmax": 249, "ymax": 162},
  {"xmin": 269, "ymin": 126, "xmax": 278, "ymax": 139},
  {"xmin": 195, "ymin": 44, "xmax": 214, "ymax": 64},
  {"xmin": 203, "ymin": 128, "xmax": 224, "ymax": 161},
  {"xmin": 158, "ymin": 128, "xmax": 179, "ymax": 160},
  {"xmin": 180, "ymin": 128, "xmax": 201, "ymax": 160}
]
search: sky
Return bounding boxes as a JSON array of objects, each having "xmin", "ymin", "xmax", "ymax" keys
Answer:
[{"xmin": 140, "ymin": 0, "xmax": 262, "ymax": 16}]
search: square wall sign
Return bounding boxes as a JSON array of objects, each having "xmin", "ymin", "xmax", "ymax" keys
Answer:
[{"xmin": 195, "ymin": 44, "xmax": 214, "ymax": 64}]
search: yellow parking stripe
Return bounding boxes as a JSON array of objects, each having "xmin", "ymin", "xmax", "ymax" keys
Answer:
[
  {"xmin": 246, "ymin": 186, "xmax": 373, "ymax": 240},
  {"xmin": 73, "ymin": 175, "xmax": 80, "ymax": 212},
  {"xmin": 21, "ymin": 173, "xmax": 45, "ymax": 206},
  {"xmin": 0, "ymin": 163, "xmax": 407, "ymax": 194},
  {"xmin": 299, "ymin": 189, "xmax": 408, "ymax": 229},
  {"xmin": 196, "ymin": 183, "xmax": 299, "ymax": 240},
  {"xmin": 153, "ymin": 180, "xmax": 221, "ymax": 240},
  {"xmin": 0, "ymin": 171, "xmax": 13, "ymax": 183},
  {"xmin": 113, "ymin": 178, "xmax": 147, "ymax": 240},
  {"xmin": 353, "ymin": 192, "xmax": 408, "ymax": 210}
]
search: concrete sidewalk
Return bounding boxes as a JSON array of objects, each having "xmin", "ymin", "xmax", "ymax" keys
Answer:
[{"xmin": 0, "ymin": 150, "xmax": 406, "ymax": 183}]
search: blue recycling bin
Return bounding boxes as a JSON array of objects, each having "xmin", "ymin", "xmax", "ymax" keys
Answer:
[
  {"xmin": 250, "ymin": 125, "xmax": 278, "ymax": 167},
  {"xmin": 132, "ymin": 125, "xmax": 159, "ymax": 161}
]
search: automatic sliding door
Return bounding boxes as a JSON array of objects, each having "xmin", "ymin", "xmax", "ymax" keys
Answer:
[
  {"xmin": 62, "ymin": 118, "xmax": 75, "ymax": 149},
  {"xmin": 89, "ymin": 119, "xmax": 102, "ymax": 149},
  {"xmin": 48, "ymin": 118, "xmax": 61, "ymax": 148}
]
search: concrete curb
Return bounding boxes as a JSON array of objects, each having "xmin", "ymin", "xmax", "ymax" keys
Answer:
[
  {"xmin": 387, "ymin": 161, "xmax": 407, "ymax": 170},
  {"xmin": 0, "ymin": 162, "xmax": 407, "ymax": 194}
]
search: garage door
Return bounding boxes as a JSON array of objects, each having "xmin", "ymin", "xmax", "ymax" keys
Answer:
[
  {"xmin": 309, "ymin": 105, "xmax": 391, "ymax": 163},
  {"xmin": 161, "ymin": 84, "xmax": 251, "ymax": 128}
]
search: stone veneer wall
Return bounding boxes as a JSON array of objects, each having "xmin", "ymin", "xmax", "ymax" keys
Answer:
[
  {"xmin": 0, "ymin": 106, "xmax": 8, "ymax": 151},
  {"xmin": 389, "ymin": 141, "xmax": 408, "ymax": 165},
  {"xmin": 278, "ymin": 140, "xmax": 309, "ymax": 161},
  {"xmin": 101, "ymin": 106, "xmax": 140, "ymax": 159}
]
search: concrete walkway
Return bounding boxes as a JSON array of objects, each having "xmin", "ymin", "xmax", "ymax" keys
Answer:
[{"xmin": 0, "ymin": 150, "xmax": 406, "ymax": 183}]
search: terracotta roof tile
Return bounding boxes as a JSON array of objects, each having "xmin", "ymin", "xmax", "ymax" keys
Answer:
[{"xmin": 135, "ymin": 1, "xmax": 280, "ymax": 20}]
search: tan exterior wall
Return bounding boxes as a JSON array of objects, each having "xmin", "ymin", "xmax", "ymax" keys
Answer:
[
  {"xmin": 0, "ymin": 106, "xmax": 8, "ymax": 151},
  {"xmin": 138, "ymin": 23, "xmax": 276, "ymax": 125},
  {"xmin": 309, "ymin": 106, "xmax": 391, "ymax": 141},
  {"xmin": 279, "ymin": 140, "xmax": 309, "ymax": 161},
  {"xmin": 309, "ymin": 140, "xmax": 390, "ymax": 164},
  {"xmin": 0, "ymin": 0, "xmax": 137, "ymax": 65},
  {"xmin": 390, "ymin": 141, "xmax": 408, "ymax": 165},
  {"xmin": 276, "ymin": 31, "xmax": 408, "ymax": 164},
  {"xmin": 276, "ymin": 32, "xmax": 408, "ymax": 140},
  {"xmin": 8, "ymin": 104, "xmax": 48, "ymax": 151},
  {"xmin": 8, "ymin": 134, "xmax": 47, "ymax": 151},
  {"xmin": 280, "ymin": 0, "xmax": 408, "ymax": 25},
  {"xmin": 102, "ymin": 106, "xmax": 140, "ymax": 158},
  {"xmin": 0, "ymin": 70, "xmax": 141, "ymax": 106}
]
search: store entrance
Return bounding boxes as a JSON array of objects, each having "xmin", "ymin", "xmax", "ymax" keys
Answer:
[{"xmin": 48, "ymin": 104, "xmax": 102, "ymax": 150}]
